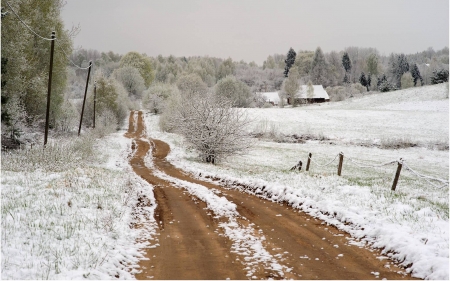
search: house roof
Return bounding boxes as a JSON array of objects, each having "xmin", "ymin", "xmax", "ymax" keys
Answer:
[
  {"xmin": 297, "ymin": 85, "xmax": 330, "ymax": 100},
  {"xmin": 260, "ymin": 92, "xmax": 280, "ymax": 104}
]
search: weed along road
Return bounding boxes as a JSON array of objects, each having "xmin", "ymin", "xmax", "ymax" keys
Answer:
[{"xmin": 126, "ymin": 111, "xmax": 417, "ymax": 280}]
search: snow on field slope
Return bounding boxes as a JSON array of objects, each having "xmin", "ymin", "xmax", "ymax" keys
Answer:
[
  {"xmin": 1, "ymin": 130, "xmax": 158, "ymax": 280},
  {"xmin": 143, "ymin": 83, "xmax": 449, "ymax": 280},
  {"xmin": 248, "ymin": 83, "xmax": 449, "ymax": 144}
]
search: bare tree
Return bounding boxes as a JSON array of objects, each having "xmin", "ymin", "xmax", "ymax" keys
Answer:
[{"xmin": 164, "ymin": 92, "xmax": 252, "ymax": 164}]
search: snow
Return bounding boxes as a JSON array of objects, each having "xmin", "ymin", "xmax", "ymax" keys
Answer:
[
  {"xmin": 297, "ymin": 85, "xmax": 330, "ymax": 99},
  {"xmin": 1, "ymin": 129, "xmax": 158, "ymax": 280},
  {"xmin": 141, "ymin": 84, "xmax": 449, "ymax": 280}
]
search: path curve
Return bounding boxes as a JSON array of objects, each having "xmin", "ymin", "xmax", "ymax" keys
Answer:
[{"xmin": 127, "ymin": 111, "xmax": 417, "ymax": 280}]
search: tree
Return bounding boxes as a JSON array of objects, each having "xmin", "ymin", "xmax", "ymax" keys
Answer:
[
  {"xmin": 112, "ymin": 66, "xmax": 145, "ymax": 99},
  {"xmin": 142, "ymin": 82, "xmax": 179, "ymax": 114},
  {"xmin": 161, "ymin": 92, "xmax": 252, "ymax": 164},
  {"xmin": 377, "ymin": 74, "xmax": 393, "ymax": 92},
  {"xmin": 401, "ymin": 73, "xmax": 414, "ymax": 89},
  {"xmin": 394, "ymin": 54, "xmax": 409, "ymax": 89},
  {"xmin": 293, "ymin": 51, "xmax": 314, "ymax": 77},
  {"xmin": 215, "ymin": 76, "xmax": 251, "ymax": 107},
  {"xmin": 342, "ymin": 52, "xmax": 352, "ymax": 83},
  {"xmin": 306, "ymin": 80, "xmax": 314, "ymax": 100},
  {"xmin": 1, "ymin": 0, "xmax": 73, "ymax": 133},
  {"xmin": 217, "ymin": 58, "xmax": 235, "ymax": 80},
  {"xmin": 176, "ymin": 73, "xmax": 208, "ymax": 97},
  {"xmin": 410, "ymin": 63, "xmax": 423, "ymax": 86},
  {"xmin": 283, "ymin": 66, "xmax": 300, "ymax": 106},
  {"xmin": 284, "ymin": 48, "xmax": 296, "ymax": 77},
  {"xmin": 366, "ymin": 53, "xmax": 379, "ymax": 76},
  {"xmin": 359, "ymin": 72, "xmax": 369, "ymax": 91},
  {"xmin": 119, "ymin": 52, "xmax": 154, "ymax": 87},
  {"xmin": 342, "ymin": 52, "xmax": 352, "ymax": 73},
  {"xmin": 310, "ymin": 47, "xmax": 328, "ymax": 86},
  {"xmin": 430, "ymin": 69, "xmax": 449, "ymax": 84}
]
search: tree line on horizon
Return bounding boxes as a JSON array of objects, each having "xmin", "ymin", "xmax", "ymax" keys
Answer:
[{"xmin": 1, "ymin": 0, "xmax": 449, "ymax": 153}]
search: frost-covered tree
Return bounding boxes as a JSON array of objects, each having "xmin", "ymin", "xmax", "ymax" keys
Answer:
[
  {"xmin": 176, "ymin": 73, "xmax": 208, "ymax": 97},
  {"xmin": 410, "ymin": 63, "xmax": 423, "ymax": 86},
  {"xmin": 359, "ymin": 72, "xmax": 369, "ymax": 91},
  {"xmin": 366, "ymin": 53, "xmax": 379, "ymax": 76},
  {"xmin": 342, "ymin": 52, "xmax": 352, "ymax": 73},
  {"xmin": 142, "ymin": 83, "xmax": 179, "ymax": 114},
  {"xmin": 284, "ymin": 48, "xmax": 296, "ymax": 77},
  {"xmin": 401, "ymin": 73, "xmax": 414, "ymax": 89},
  {"xmin": 283, "ymin": 66, "xmax": 300, "ymax": 107},
  {"xmin": 1, "ymin": 0, "xmax": 73, "ymax": 134},
  {"xmin": 112, "ymin": 66, "xmax": 145, "ymax": 99},
  {"xmin": 395, "ymin": 54, "xmax": 410, "ymax": 88},
  {"xmin": 430, "ymin": 69, "xmax": 449, "ymax": 84},
  {"xmin": 215, "ymin": 76, "xmax": 251, "ymax": 107},
  {"xmin": 293, "ymin": 51, "xmax": 314, "ymax": 77},
  {"xmin": 306, "ymin": 80, "xmax": 314, "ymax": 100},
  {"xmin": 161, "ymin": 92, "xmax": 252, "ymax": 164},
  {"xmin": 119, "ymin": 52, "xmax": 154, "ymax": 87},
  {"xmin": 310, "ymin": 47, "xmax": 328, "ymax": 86},
  {"xmin": 217, "ymin": 58, "xmax": 235, "ymax": 80}
]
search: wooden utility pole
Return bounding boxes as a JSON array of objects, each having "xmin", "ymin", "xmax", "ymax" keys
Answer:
[
  {"xmin": 93, "ymin": 81, "xmax": 96, "ymax": 129},
  {"xmin": 44, "ymin": 31, "xmax": 56, "ymax": 146},
  {"xmin": 337, "ymin": 152, "xmax": 344, "ymax": 176},
  {"xmin": 78, "ymin": 61, "xmax": 92, "ymax": 136},
  {"xmin": 391, "ymin": 159, "xmax": 403, "ymax": 191},
  {"xmin": 306, "ymin": 153, "xmax": 312, "ymax": 171}
]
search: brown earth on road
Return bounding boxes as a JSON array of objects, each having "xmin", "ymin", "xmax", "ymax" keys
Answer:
[{"xmin": 126, "ymin": 110, "xmax": 418, "ymax": 280}]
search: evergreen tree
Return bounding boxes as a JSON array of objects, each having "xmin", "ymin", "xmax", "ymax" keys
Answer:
[
  {"xmin": 283, "ymin": 48, "xmax": 296, "ymax": 77},
  {"xmin": 359, "ymin": 72, "xmax": 369, "ymax": 91},
  {"xmin": 395, "ymin": 54, "xmax": 409, "ymax": 88},
  {"xmin": 367, "ymin": 73, "xmax": 372, "ymax": 89},
  {"xmin": 410, "ymin": 63, "xmax": 423, "ymax": 86},
  {"xmin": 342, "ymin": 52, "xmax": 352, "ymax": 75},
  {"xmin": 430, "ymin": 69, "xmax": 449, "ymax": 84}
]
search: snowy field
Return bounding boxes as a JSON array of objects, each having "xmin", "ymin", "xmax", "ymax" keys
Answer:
[
  {"xmin": 143, "ymin": 83, "xmax": 449, "ymax": 280},
  {"xmin": 1, "ymin": 129, "xmax": 158, "ymax": 279}
]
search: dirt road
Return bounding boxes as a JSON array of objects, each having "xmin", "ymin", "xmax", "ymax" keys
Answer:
[{"xmin": 126, "ymin": 111, "xmax": 416, "ymax": 280}]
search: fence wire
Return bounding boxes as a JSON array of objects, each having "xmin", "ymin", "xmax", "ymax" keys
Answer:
[
  {"xmin": 403, "ymin": 161, "xmax": 449, "ymax": 189},
  {"xmin": 308, "ymin": 153, "xmax": 340, "ymax": 167}
]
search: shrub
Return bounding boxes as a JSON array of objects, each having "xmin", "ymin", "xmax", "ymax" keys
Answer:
[{"xmin": 401, "ymin": 73, "xmax": 414, "ymax": 89}]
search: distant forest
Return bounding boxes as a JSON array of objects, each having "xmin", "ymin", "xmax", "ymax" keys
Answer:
[{"xmin": 1, "ymin": 0, "xmax": 449, "ymax": 147}]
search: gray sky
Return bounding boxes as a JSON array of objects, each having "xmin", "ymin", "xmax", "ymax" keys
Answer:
[{"xmin": 61, "ymin": 0, "xmax": 449, "ymax": 65}]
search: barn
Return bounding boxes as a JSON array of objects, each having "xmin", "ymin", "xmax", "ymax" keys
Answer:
[
  {"xmin": 287, "ymin": 85, "xmax": 330, "ymax": 104},
  {"xmin": 260, "ymin": 92, "xmax": 283, "ymax": 106}
]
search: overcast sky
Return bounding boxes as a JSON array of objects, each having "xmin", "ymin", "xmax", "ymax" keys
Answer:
[{"xmin": 61, "ymin": 0, "xmax": 449, "ymax": 65}]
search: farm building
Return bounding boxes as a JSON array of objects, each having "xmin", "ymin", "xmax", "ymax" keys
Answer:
[
  {"xmin": 260, "ymin": 92, "xmax": 283, "ymax": 106},
  {"xmin": 287, "ymin": 85, "xmax": 330, "ymax": 104}
]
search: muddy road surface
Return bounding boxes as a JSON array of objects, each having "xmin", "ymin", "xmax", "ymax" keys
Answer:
[{"xmin": 126, "ymin": 111, "xmax": 417, "ymax": 280}]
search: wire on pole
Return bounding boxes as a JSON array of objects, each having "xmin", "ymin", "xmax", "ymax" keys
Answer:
[{"xmin": 4, "ymin": 1, "xmax": 56, "ymax": 41}]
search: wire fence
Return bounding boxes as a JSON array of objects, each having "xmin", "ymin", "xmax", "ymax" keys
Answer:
[{"xmin": 292, "ymin": 151, "xmax": 449, "ymax": 191}]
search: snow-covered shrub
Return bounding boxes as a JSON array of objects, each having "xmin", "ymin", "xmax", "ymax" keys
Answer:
[
  {"xmin": 380, "ymin": 136, "xmax": 417, "ymax": 149},
  {"xmin": 351, "ymin": 83, "xmax": 366, "ymax": 94}
]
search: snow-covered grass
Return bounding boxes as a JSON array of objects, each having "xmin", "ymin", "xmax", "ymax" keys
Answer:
[
  {"xmin": 142, "ymin": 84, "xmax": 449, "ymax": 280},
  {"xmin": 1, "ymin": 129, "xmax": 158, "ymax": 279}
]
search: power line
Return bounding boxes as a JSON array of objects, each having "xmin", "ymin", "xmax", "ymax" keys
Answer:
[
  {"xmin": 55, "ymin": 42, "xmax": 92, "ymax": 70},
  {"xmin": 4, "ymin": 1, "xmax": 56, "ymax": 41}
]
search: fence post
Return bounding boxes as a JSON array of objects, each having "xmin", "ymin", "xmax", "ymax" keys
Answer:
[
  {"xmin": 78, "ymin": 61, "xmax": 92, "ymax": 136},
  {"xmin": 337, "ymin": 152, "xmax": 344, "ymax": 176},
  {"xmin": 391, "ymin": 159, "xmax": 403, "ymax": 191},
  {"xmin": 93, "ymin": 81, "xmax": 96, "ymax": 129},
  {"xmin": 306, "ymin": 153, "xmax": 312, "ymax": 171},
  {"xmin": 44, "ymin": 31, "xmax": 56, "ymax": 146}
]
